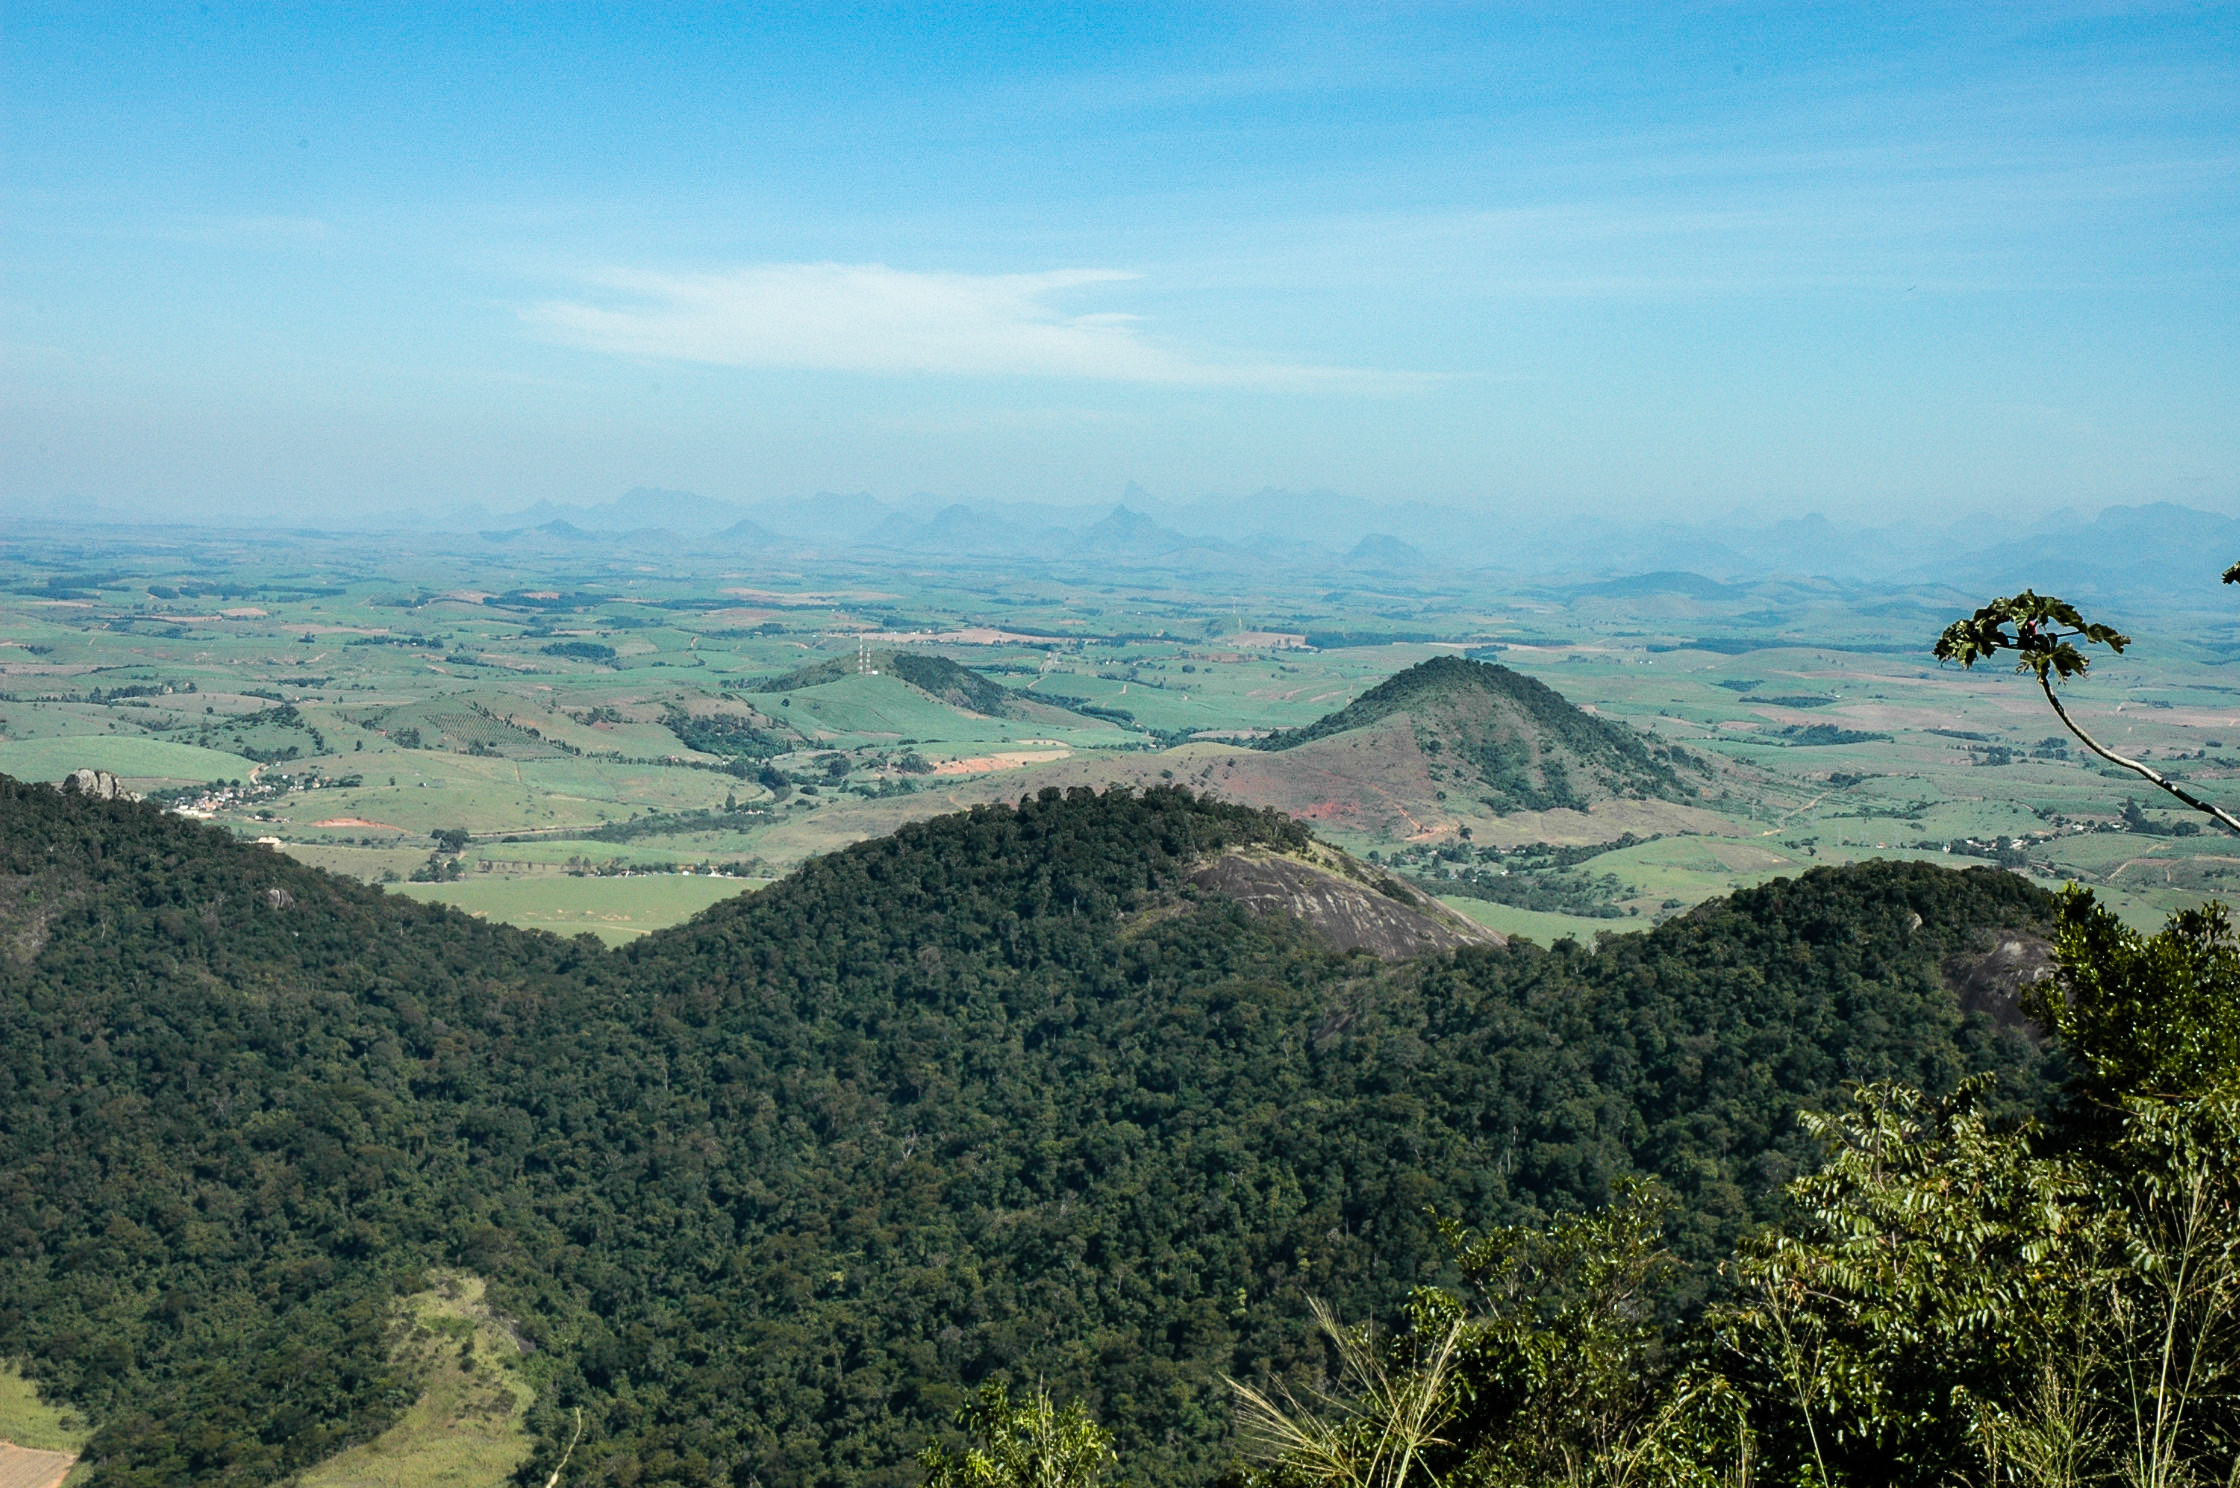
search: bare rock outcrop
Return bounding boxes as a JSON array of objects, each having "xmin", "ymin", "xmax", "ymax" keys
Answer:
[
  {"xmin": 1187, "ymin": 845, "xmax": 1504, "ymax": 959},
  {"xmin": 57, "ymin": 768, "xmax": 137, "ymax": 802},
  {"xmin": 1941, "ymin": 931, "xmax": 2058, "ymax": 1038}
]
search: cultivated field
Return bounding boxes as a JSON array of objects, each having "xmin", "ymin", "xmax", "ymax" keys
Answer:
[{"xmin": 6, "ymin": 527, "xmax": 2237, "ymax": 940}]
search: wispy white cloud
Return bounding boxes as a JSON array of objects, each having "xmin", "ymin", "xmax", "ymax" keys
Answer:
[{"xmin": 524, "ymin": 262, "xmax": 1390, "ymax": 388}]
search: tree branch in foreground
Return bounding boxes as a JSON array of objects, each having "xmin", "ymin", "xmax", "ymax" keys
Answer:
[{"xmin": 1933, "ymin": 590, "xmax": 2240, "ymax": 837}]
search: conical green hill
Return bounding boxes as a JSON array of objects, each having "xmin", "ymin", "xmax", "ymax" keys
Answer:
[{"xmin": 1259, "ymin": 655, "xmax": 1699, "ymax": 814}]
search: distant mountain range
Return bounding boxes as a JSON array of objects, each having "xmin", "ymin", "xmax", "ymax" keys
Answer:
[{"xmin": 20, "ymin": 479, "xmax": 2240, "ymax": 609}]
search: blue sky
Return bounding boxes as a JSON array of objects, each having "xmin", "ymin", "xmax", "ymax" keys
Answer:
[{"xmin": 4, "ymin": 3, "xmax": 2235, "ymax": 523}]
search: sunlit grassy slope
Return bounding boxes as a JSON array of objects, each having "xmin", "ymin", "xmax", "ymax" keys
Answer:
[
  {"xmin": 1438, "ymin": 896, "xmax": 1642, "ymax": 945},
  {"xmin": 0, "ymin": 738, "xmax": 251, "ymax": 785}
]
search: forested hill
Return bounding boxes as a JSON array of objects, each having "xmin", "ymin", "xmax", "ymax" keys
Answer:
[
  {"xmin": 1255, "ymin": 656, "xmax": 1699, "ymax": 812},
  {"xmin": 0, "ymin": 777, "xmax": 2055, "ymax": 1488}
]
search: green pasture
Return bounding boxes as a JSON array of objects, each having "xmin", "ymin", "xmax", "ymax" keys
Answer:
[
  {"xmin": 1023, "ymin": 668, "xmax": 1195, "ymax": 729},
  {"xmin": 288, "ymin": 753, "xmax": 744, "ymax": 837},
  {"xmin": 282, "ymin": 843, "xmax": 435, "ymax": 882},
  {"xmin": 469, "ymin": 834, "xmax": 765, "ymax": 870},
  {"xmin": 2042, "ymin": 831, "xmax": 2239, "ymax": 877},
  {"xmin": 1579, "ymin": 835, "xmax": 1804, "ymax": 905},
  {"xmin": 394, "ymin": 873, "xmax": 762, "ymax": 942},
  {"xmin": 0, "ymin": 736, "xmax": 251, "ymax": 785},
  {"xmin": 1144, "ymin": 647, "xmax": 1397, "ymax": 731},
  {"xmin": 0, "ymin": 699, "xmax": 150, "ymax": 740}
]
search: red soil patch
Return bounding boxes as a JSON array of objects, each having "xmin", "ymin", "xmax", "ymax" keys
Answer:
[{"xmin": 313, "ymin": 817, "xmax": 408, "ymax": 831}]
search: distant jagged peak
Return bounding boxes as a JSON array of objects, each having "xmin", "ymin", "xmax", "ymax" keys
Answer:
[
  {"xmin": 482, "ymin": 486, "xmax": 752, "ymax": 537},
  {"xmin": 712, "ymin": 516, "xmax": 785, "ymax": 544},
  {"xmin": 1078, "ymin": 503, "xmax": 1172, "ymax": 542},
  {"xmin": 1260, "ymin": 655, "xmax": 1705, "ymax": 814},
  {"xmin": 1344, "ymin": 532, "xmax": 1427, "ymax": 569}
]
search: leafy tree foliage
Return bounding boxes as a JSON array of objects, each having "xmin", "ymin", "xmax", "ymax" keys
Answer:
[
  {"xmin": 919, "ymin": 1383, "xmax": 1115, "ymax": 1488},
  {"xmin": 1721, "ymin": 889, "xmax": 2240, "ymax": 1485},
  {"xmin": 1230, "ymin": 887, "xmax": 2240, "ymax": 1488},
  {"xmin": 2032, "ymin": 897, "xmax": 2240, "ymax": 1102},
  {"xmin": 1229, "ymin": 1182, "xmax": 1748, "ymax": 1488},
  {"xmin": 662, "ymin": 704, "xmax": 789, "ymax": 759}
]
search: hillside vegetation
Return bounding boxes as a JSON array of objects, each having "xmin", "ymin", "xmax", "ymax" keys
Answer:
[
  {"xmin": 1256, "ymin": 658, "xmax": 1701, "ymax": 813},
  {"xmin": 0, "ymin": 778, "xmax": 2052, "ymax": 1488},
  {"xmin": 760, "ymin": 652, "xmax": 1045, "ymax": 720}
]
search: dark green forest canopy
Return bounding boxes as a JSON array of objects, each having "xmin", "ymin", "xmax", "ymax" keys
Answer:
[{"xmin": 0, "ymin": 778, "xmax": 2054, "ymax": 1488}]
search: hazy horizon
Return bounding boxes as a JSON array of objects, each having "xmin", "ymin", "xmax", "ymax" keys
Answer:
[{"xmin": 6, "ymin": 4, "xmax": 2237, "ymax": 525}]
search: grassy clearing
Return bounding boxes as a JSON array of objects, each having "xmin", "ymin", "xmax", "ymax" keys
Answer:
[
  {"xmin": 394, "ymin": 874, "xmax": 760, "ymax": 942},
  {"xmin": 0, "ymin": 1365, "xmax": 85, "ymax": 1452},
  {"xmin": 470, "ymin": 836, "xmax": 762, "ymax": 869},
  {"xmin": 295, "ymin": 1274, "xmax": 533, "ymax": 1488},
  {"xmin": 1585, "ymin": 835, "xmax": 1805, "ymax": 906}
]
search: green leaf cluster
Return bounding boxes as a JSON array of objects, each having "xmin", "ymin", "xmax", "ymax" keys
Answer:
[
  {"xmin": 1933, "ymin": 591, "xmax": 2130, "ymax": 682},
  {"xmin": 920, "ymin": 1383, "xmax": 1116, "ymax": 1488}
]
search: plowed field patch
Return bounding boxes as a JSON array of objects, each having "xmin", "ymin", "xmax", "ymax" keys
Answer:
[{"xmin": 0, "ymin": 1444, "xmax": 74, "ymax": 1488}]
